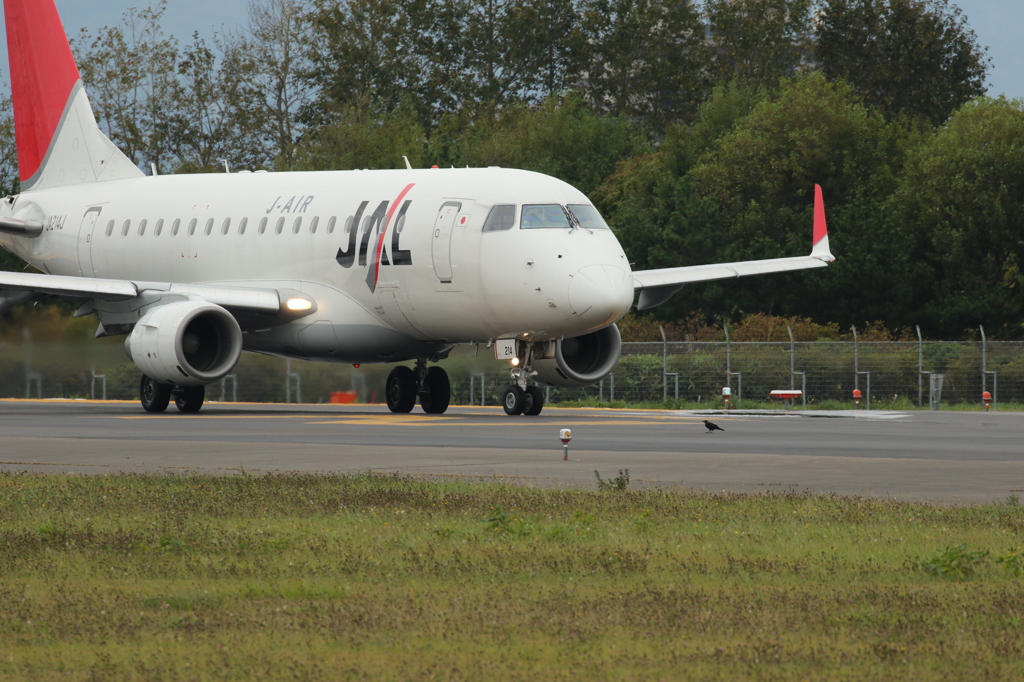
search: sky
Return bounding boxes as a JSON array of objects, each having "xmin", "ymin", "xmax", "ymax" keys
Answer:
[{"xmin": 0, "ymin": 0, "xmax": 1021, "ymax": 99}]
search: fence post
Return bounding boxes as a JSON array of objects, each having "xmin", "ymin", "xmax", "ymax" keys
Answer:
[
  {"xmin": 285, "ymin": 359, "xmax": 301, "ymax": 404},
  {"xmin": 90, "ymin": 366, "xmax": 107, "ymax": 401},
  {"xmin": 980, "ymin": 325, "xmax": 997, "ymax": 409},
  {"xmin": 917, "ymin": 325, "xmax": 925, "ymax": 408},
  {"xmin": 219, "ymin": 374, "xmax": 238, "ymax": 402},
  {"xmin": 660, "ymin": 324, "xmax": 668, "ymax": 401},
  {"xmin": 856, "ymin": 371, "xmax": 871, "ymax": 410},
  {"xmin": 852, "ymin": 325, "xmax": 859, "ymax": 394},
  {"xmin": 724, "ymin": 323, "xmax": 734, "ymax": 402},
  {"xmin": 788, "ymin": 326, "xmax": 795, "ymax": 390}
]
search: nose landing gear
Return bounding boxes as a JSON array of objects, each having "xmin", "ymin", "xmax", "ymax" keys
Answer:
[
  {"xmin": 502, "ymin": 344, "xmax": 545, "ymax": 416},
  {"xmin": 385, "ymin": 360, "xmax": 451, "ymax": 414}
]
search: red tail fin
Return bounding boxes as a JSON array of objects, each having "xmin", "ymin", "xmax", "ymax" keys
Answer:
[
  {"xmin": 811, "ymin": 184, "xmax": 834, "ymax": 262},
  {"xmin": 813, "ymin": 184, "xmax": 827, "ymax": 246},
  {"xmin": 5, "ymin": 0, "xmax": 82, "ymax": 185}
]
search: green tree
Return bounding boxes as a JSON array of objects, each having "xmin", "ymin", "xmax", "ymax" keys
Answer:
[
  {"xmin": 600, "ymin": 73, "xmax": 921, "ymax": 325},
  {"xmin": 292, "ymin": 100, "xmax": 427, "ymax": 171},
  {"xmin": 223, "ymin": 0, "xmax": 314, "ymax": 170},
  {"xmin": 687, "ymin": 73, "xmax": 918, "ymax": 323},
  {"xmin": 1, "ymin": 78, "xmax": 23, "ymax": 272},
  {"xmin": 703, "ymin": 0, "xmax": 814, "ymax": 88},
  {"xmin": 73, "ymin": 1, "xmax": 180, "ymax": 170},
  {"xmin": 304, "ymin": 0, "xmax": 430, "ymax": 123},
  {"xmin": 690, "ymin": 73, "xmax": 897, "ymax": 254},
  {"xmin": 0, "ymin": 79, "xmax": 17, "ymax": 198},
  {"xmin": 577, "ymin": 0, "xmax": 708, "ymax": 133},
  {"xmin": 815, "ymin": 0, "xmax": 990, "ymax": 125},
  {"xmin": 893, "ymin": 97, "xmax": 1024, "ymax": 335},
  {"xmin": 440, "ymin": 94, "xmax": 645, "ymax": 194},
  {"xmin": 169, "ymin": 33, "xmax": 268, "ymax": 173},
  {"xmin": 460, "ymin": 0, "xmax": 583, "ymax": 107}
]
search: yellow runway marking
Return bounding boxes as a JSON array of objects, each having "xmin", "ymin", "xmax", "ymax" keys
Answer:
[
  {"xmin": 308, "ymin": 415, "xmax": 460, "ymax": 426},
  {"xmin": 91, "ymin": 413, "xmax": 756, "ymax": 425}
]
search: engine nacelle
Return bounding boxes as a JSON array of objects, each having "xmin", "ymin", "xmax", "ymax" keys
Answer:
[
  {"xmin": 533, "ymin": 324, "xmax": 622, "ymax": 388},
  {"xmin": 124, "ymin": 300, "xmax": 243, "ymax": 386}
]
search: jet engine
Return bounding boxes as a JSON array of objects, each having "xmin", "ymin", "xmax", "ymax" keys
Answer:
[
  {"xmin": 532, "ymin": 324, "xmax": 622, "ymax": 388},
  {"xmin": 124, "ymin": 300, "xmax": 243, "ymax": 386}
]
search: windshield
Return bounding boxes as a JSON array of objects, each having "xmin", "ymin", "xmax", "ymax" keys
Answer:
[
  {"xmin": 566, "ymin": 204, "xmax": 609, "ymax": 229},
  {"xmin": 483, "ymin": 204, "xmax": 516, "ymax": 232},
  {"xmin": 521, "ymin": 204, "xmax": 571, "ymax": 229}
]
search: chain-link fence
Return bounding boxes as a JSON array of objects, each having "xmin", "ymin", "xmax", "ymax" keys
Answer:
[{"xmin": 3, "ymin": 331, "xmax": 1023, "ymax": 408}]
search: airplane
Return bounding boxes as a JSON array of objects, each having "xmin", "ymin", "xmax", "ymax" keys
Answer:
[{"xmin": 0, "ymin": 0, "xmax": 834, "ymax": 417}]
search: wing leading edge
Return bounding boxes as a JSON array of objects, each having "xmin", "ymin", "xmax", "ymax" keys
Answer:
[
  {"xmin": 0, "ymin": 269, "xmax": 315, "ymax": 319},
  {"xmin": 632, "ymin": 185, "xmax": 835, "ymax": 311}
]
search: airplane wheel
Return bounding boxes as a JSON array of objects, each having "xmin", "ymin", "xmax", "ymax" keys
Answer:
[
  {"xmin": 386, "ymin": 366, "xmax": 417, "ymax": 413},
  {"xmin": 523, "ymin": 386, "xmax": 544, "ymax": 416},
  {"xmin": 140, "ymin": 375, "xmax": 171, "ymax": 413},
  {"xmin": 174, "ymin": 385, "xmax": 206, "ymax": 413},
  {"xmin": 420, "ymin": 366, "xmax": 450, "ymax": 414},
  {"xmin": 502, "ymin": 386, "xmax": 525, "ymax": 415}
]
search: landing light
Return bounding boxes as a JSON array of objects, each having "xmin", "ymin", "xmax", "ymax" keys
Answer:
[
  {"xmin": 511, "ymin": 357, "xmax": 520, "ymax": 367},
  {"xmin": 286, "ymin": 298, "xmax": 312, "ymax": 312}
]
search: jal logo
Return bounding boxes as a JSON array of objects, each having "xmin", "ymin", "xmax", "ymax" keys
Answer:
[{"xmin": 336, "ymin": 183, "xmax": 416, "ymax": 293}]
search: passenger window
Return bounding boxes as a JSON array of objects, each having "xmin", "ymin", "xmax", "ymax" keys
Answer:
[
  {"xmin": 238, "ymin": 217, "xmax": 248, "ymax": 235},
  {"xmin": 275, "ymin": 217, "xmax": 285, "ymax": 234},
  {"xmin": 482, "ymin": 204, "xmax": 516, "ymax": 232},
  {"xmin": 292, "ymin": 217, "xmax": 302, "ymax": 234},
  {"xmin": 221, "ymin": 218, "xmax": 231, "ymax": 235},
  {"xmin": 327, "ymin": 216, "xmax": 337, "ymax": 234},
  {"xmin": 259, "ymin": 217, "xmax": 268, "ymax": 235},
  {"xmin": 188, "ymin": 218, "xmax": 198, "ymax": 236},
  {"xmin": 521, "ymin": 204, "xmax": 571, "ymax": 229},
  {"xmin": 137, "ymin": 219, "xmax": 147, "ymax": 237},
  {"xmin": 154, "ymin": 219, "xmax": 164, "ymax": 236},
  {"xmin": 205, "ymin": 218, "xmax": 215, "ymax": 236},
  {"xmin": 121, "ymin": 220, "xmax": 131, "ymax": 237},
  {"xmin": 567, "ymin": 204, "xmax": 610, "ymax": 229},
  {"xmin": 309, "ymin": 216, "xmax": 319, "ymax": 234},
  {"xmin": 171, "ymin": 219, "xmax": 181, "ymax": 236},
  {"xmin": 105, "ymin": 220, "xmax": 115, "ymax": 237}
]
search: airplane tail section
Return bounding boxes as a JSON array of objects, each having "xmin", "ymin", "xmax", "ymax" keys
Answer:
[{"xmin": 4, "ymin": 0, "xmax": 143, "ymax": 191}]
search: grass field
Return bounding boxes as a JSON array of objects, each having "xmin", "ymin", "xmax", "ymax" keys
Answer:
[{"xmin": 2, "ymin": 472, "xmax": 1024, "ymax": 680}]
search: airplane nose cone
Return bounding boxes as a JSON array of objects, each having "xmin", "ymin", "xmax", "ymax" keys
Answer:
[{"xmin": 569, "ymin": 265, "xmax": 634, "ymax": 326}]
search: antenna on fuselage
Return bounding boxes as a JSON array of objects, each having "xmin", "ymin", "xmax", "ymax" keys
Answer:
[
  {"xmin": 402, "ymin": 156, "xmax": 412, "ymax": 170},
  {"xmin": 150, "ymin": 163, "xmax": 158, "ymax": 176},
  {"xmin": 220, "ymin": 159, "xmax": 230, "ymax": 173}
]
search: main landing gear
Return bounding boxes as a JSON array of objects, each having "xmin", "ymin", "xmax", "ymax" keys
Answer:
[
  {"xmin": 502, "ymin": 343, "xmax": 545, "ymax": 416},
  {"xmin": 385, "ymin": 360, "xmax": 451, "ymax": 414},
  {"xmin": 140, "ymin": 375, "xmax": 206, "ymax": 414}
]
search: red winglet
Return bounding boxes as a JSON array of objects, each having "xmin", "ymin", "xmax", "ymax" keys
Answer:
[
  {"xmin": 813, "ymin": 184, "xmax": 827, "ymax": 246},
  {"xmin": 5, "ymin": 0, "xmax": 82, "ymax": 184}
]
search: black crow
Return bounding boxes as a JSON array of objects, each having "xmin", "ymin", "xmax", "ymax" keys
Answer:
[{"xmin": 703, "ymin": 420, "xmax": 724, "ymax": 433}]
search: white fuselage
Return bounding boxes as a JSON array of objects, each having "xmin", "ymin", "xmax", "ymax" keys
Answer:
[{"xmin": 0, "ymin": 167, "xmax": 635, "ymax": 364}]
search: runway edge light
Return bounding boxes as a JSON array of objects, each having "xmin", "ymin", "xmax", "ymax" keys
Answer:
[{"xmin": 560, "ymin": 428, "xmax": 571, "ymax": 461}]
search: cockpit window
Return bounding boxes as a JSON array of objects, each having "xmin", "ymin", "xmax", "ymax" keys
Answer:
[
  {"xmin": 566, "ymin": 204, "xmax": 610, "ymax": 229},
  {"xmin": 521, "ymin": 204, "xmax": 571, "ymax": 229},
  {"xmin": 483, "ymin": 204, "xmax": 516, "ymax": 232}
]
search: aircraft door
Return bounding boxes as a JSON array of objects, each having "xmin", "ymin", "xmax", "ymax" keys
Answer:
[
  {"xmin": 77, "ymin": 207, "xmax": 101, "ymax": 277},
  {"xmin": 431, "ymin": 201, "xmax": 461, "ymax": 283}
]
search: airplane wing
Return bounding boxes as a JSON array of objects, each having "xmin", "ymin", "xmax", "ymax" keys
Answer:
[
  {"xmin": 0, "ymin": 270, "xmax": 312, "ymax": 317},
  {"xmin": 631, "ymin": 184, "xmax": 835, "ymax": 310}
]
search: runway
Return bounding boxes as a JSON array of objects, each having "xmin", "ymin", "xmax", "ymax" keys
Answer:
[{"xmin": 2, "ymin": 399, "xmax": 1023, "ymax": 503}]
